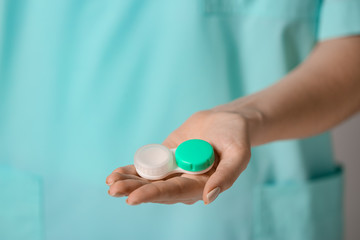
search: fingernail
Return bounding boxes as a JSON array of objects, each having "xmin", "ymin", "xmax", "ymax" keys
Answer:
[
  {"xmin": 206, "ymin": 187, "xmax": 220, "ymax": 204},
  {"xmin": 106, "ymin": 180, "xmax": 114, "ymax": 186},
  {"xmin": 108, "ymin": 190, "xmax": 116, "ymax": 196},
  {"xmin": 126, "ymin": 198, "xmax": 140, "ymax": 206}
]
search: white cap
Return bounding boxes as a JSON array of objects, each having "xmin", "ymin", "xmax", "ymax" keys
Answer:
[{"xmin": 134, "ymin": 144, "xmax": 175, "ymax": 180}]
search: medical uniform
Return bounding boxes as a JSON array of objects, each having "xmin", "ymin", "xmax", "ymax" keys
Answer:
[{"xmin": 1, "ymin": 0, "xmax": 359, "ymax": 239}]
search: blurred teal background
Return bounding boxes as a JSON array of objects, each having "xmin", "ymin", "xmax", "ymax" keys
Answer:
[{"xmin": 1, "ymin": 0, "xmax": 358, "ymax": 239}]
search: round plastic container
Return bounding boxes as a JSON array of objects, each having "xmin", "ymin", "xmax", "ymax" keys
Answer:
[{"xmin": 134, "ymin": 139, "xmax": 215, "ymax": 180}]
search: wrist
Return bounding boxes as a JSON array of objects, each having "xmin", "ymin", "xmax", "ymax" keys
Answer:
[{"xmin": 212, "ymin": 100, "xmax": 266, "ymax": 147}]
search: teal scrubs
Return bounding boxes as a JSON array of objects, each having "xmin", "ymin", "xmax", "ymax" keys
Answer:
[{"xmin": 1, "ymin": 1, "xmax": 360, "ymax": 239}]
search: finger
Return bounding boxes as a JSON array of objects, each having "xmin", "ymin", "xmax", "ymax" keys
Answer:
[
  {"xmin": 112, "ymin": 165, "xmax": 138, "ymax": 175},
  {"xmin": 203, "ymin": 144, "xmax": 251, "ymax": 204},
  {"xmin": 108, "ymin": 179, "xmax": 148, "ymax": 197},
  {"xmin": 162, "ymin": 136, "xmax": 179, "ymax": 149},
  {"xmin": 106, "ymin": 172, "xmax": 145, "ymax": 186},
  {"xmin": 127, "ymin": 176, "xmax": 204, "ymax": 205},
  {"xmin": 143, "ymin": 199, "xmax": 198, "ymax": 205}
]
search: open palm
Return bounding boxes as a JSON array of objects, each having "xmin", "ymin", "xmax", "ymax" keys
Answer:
[{"xmin": 106, "ymin": 110, "xmax": 252, "ymax": 205}]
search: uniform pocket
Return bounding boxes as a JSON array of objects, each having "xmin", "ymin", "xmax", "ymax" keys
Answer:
[
  {"xmin": 253, "ymin": 167, "xmax": 343, "ymax": 240},
  {"xmin": 0, "ymin": 165, "xmax": 43, "ymax": 240}
]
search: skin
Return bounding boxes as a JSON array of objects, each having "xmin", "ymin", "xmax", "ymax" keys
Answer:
[{"xmin": 106, "ymin": 36, "xmax": 360, "ymax": 205}]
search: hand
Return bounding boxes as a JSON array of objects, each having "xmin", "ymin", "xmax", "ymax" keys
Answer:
[{"xmin": 106, "ymin": 109, "xmax": 257, "ymax": 205}]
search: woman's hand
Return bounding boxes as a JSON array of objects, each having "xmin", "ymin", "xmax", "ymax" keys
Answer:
[
  {"xmin": 106, "ymin": 109, "xmax": 261, "ymax": 205},
  {"xmin": 106, "ymin": 36, "xmax": 360, "ymax": 205}
]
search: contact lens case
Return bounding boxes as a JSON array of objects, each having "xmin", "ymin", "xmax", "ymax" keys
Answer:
[{"xmin": 134, "ymin": 139, "xmax": 215, "ymax": 180}]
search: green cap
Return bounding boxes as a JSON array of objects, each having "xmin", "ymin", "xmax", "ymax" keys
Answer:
[{"xmin": 175, "ymin": 139, "xmax": 214, "ymax": 172}]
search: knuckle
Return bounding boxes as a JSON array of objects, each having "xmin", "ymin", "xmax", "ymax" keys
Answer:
[
  {"xmin": 113, "ymin": 172, "xmax": 126, "ymax": 181},
  {"xmin": 190, "ymin": 110, "xmax": 211, "ymax": 120},
  {"xmin": 242, "ymin": 147, "xmax": 251, "ymax": 160},
  {"xmin": 216, "ymin": 169, "xmax": 237, "ymax": 191},
  {"xmin": 113, "ymin": 168, "xmax": 125, "ymax": 174},
  {"xmin": 151, "ymin": 183, "xmax": 164, "ymax": 197},
  {"xmin": 113, "ymin": 181, "xmax": 129, "ymax": 193},
  {"xmin": 235, "ymin": 113, "xmax": 248, "ymax": 125},
  {"xmin": 222, "ymin": 178, "xmax": 235, "ymax": 191},
  {"xmin": 171, "ymin": 177, "xmax": 185, "ymax": 194}
]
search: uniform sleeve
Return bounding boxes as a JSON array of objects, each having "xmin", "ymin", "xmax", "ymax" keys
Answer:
[{"xmin": 318, "ymin": 0, "xmax": 360, "ymax": 41}]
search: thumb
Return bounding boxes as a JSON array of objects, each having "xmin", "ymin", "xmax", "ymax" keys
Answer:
[{"xmin": 203, "ymin": 145, "xmax": 251, "ymax": 204}]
